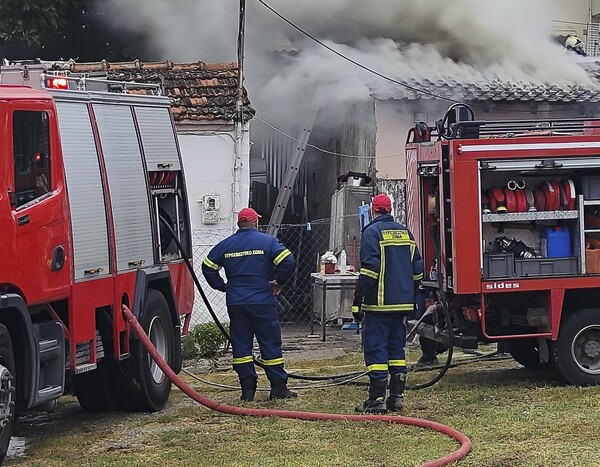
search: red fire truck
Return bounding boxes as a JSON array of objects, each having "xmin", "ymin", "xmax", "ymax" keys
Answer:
[
  {"xmin": 406, "ymin": 104, "xmax": 600, "ymax": 386},
  {"xmin": 0, "ymin": 63, "xmax": 194, "ymax": 459}
]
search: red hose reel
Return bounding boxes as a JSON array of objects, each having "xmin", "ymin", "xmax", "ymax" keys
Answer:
[{"xmin": 483, "ymin": 179, "xmax": 576, "ymax": 213}]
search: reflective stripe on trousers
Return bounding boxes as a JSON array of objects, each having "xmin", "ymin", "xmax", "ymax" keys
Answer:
[
  {"xmin": 362, "ymin": 312, "xmax": 407, "ymax": 380},
  {"xmin": 227, "ymin": 304, "xmax": 288, "ymax": 381}
]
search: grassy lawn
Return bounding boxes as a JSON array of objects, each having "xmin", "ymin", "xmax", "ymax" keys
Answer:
[{"xmin": 7, "ymin": 350, "xmax": 600, "ymax": 467}]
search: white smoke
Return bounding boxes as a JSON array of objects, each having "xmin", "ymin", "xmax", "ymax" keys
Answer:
[{"xmin": 99, "ymin": 0, "xmax": 594, "ymax": 121}]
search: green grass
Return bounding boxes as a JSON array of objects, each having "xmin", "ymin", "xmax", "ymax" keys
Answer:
[{"xmin": 7, "ymin": 352, "xmax": 600, "ymax": 467}]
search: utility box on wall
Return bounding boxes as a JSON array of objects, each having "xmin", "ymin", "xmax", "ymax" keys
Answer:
[
  {"xmin": 201, "ymin": 194, "xmax": 220, "ymax": 225},
  {"xmin": 329, "ymin": 184, "xmax": 373, "ymax": 261}
]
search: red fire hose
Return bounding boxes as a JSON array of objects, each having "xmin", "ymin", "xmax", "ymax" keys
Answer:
[{"xmin": 123, "ymin": 305, "xmax": 472, "ymax": 467}]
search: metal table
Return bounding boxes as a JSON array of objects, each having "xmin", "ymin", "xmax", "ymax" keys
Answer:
[{"xmin": 311, "ymin": 272, "xmax": 358, "ymax": 341}]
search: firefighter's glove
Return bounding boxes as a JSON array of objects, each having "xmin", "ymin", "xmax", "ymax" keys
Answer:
[{"xmin": 352, "ymin": 304, "xmax": 364, "ymax": 323}]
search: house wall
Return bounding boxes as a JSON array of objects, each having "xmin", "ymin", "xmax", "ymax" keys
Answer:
[
  {"xmin": 307, "ymin": 100, "xmax": 377, "ymax": 221},
  {"xmin": 177, "ymin": 122, "xmax": 251, "ymax": 325},
  {"xmin": 178, "ymin": 124, "xmax": 250, "ymax": 232},
  {"xmin": 249, "ymin": 100, "xmax": 376, "ymax": 223},
  {"xmin": 552, "ymin": 0, "xmax": 590, "ymax": 38}
]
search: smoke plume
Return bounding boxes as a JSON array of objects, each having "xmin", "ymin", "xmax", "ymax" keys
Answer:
[{"xmin": 99, "ymin": 0, "xmax": 594, "ymax": 121}]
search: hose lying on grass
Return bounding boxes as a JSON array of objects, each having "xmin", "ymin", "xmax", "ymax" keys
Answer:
[{"xmin": 123, "ymin": 304, "xmax": 472, "ymax": 467}]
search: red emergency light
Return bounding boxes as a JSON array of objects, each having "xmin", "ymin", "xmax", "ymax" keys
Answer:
[{"xmin": 46, "ymin": 77, "xmax": 69, "ymax": 90}]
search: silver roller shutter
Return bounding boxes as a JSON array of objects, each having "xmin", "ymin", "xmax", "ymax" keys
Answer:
[
  {"xmin": 55, "ymin": 101, "xmax": 110, "ymax": 281},
  {"xmin": 134, "ymin": 106, "xmax": 181, "ymax": 171},
  {"xmin": 93, "ymin": 104, "xmax": 153, "ymax": 272}
]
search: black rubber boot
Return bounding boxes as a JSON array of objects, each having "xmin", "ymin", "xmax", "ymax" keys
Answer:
[
  {"xmin": 240, "ymin": 377, "xmax": 257, "ymax": 402},
  {"xmin": 386, "ymin": 373, "xmax": 406, "ymax": 412},
  {"xmin": 269, "ymin": 379, "xmax": 297, "ymax": 400},
  {"xmin": 355, "ymin": 378, "xmax": 388, "ymax": 414}
]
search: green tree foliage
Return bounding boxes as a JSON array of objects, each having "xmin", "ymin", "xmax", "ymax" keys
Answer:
[
  {"xmin": 0, "ymin": 0, "xmax": 147, "ymax": 62},
  {"xmin": 0, "ymin": 0, "xmax": 73, "ymax": 47}
]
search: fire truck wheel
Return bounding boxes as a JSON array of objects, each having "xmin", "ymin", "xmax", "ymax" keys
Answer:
[
  {"xmin": 555, "ymin": 309, "xmax": 600, "ymax": 386},
  {"xmin": 507, "ymin": 339, "xmax": 551, "ymax": 370},
  {"xmin": 117, "ymin": 289, "xmax": 174, "ymax": 412},
  {"xmin": 0, "ymin": 324, "xmax": 16, "ymax": 463}
]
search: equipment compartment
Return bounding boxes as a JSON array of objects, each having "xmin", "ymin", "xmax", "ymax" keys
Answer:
[
  {"xmin": 479, "ymin": 170, "xmax": 592, "ymax": 280},
  {"xmin": 582, "ymin": 176, "xmax": 600, "ymax": 200},
  {"xmin": 483, "ymin": 253, "xmax": 515, "ymax": 279},
  {"xmin": 514, "ymin": 256, "xmax": 579, "ymax": 277}
]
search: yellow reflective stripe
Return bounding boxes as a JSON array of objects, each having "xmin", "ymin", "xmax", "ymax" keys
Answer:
[
  {"xmin": 362, "ymin": 304, "xmax": 415, "ymax": 312},
  {"xmin": 414, "ymin": 273, "xmax": 424, "ymax": 281},
  {"xmin": 410, "ymin": 244, "xmax": 415, "ymax": 261},
  {"xmin": 273, "ymin": 249, "xmax": 292, "ymax": 265},
  {"xmin": 388, "ymin": 360, "xmax": 406, "ymax": 367},
  {"xmin": 203, "ymin": 257, "xmax": 220, "ymax": 270},
  {"xmin": 367, "ymin": 363, "xmax": 388, "ymax": 372},
  {"xmin": 258, "ymin": 357, "xmax": 284, "ymax": 366},
  {"xmin": 232, "ymin": 356, "xmax": 254, "ymax": 365},
  {"xmin": 375, "ymin": 236, "xmax": 417, "ymax": 308},
  {"xmin": 380, "ymin": 239, "xmax": 415, "ymax": 247},
  {"xmin": 381, "ymin": 229, "xmax": 409, "ymax": 240},
  {"xmin": 360, "ymin": 268, "xmax": 379, "ymax": 279},
  {"xmin": 378, "ymin": 246, "xmax": 386, "ymax": 306},
  {"xmin": 351, "ymin": 306, "xmax": 360, "ymax": 312}
]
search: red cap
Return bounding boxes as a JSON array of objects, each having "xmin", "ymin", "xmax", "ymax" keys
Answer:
[
  {"xmin": 238, "ymin": 207, "xmax": 261, "ymax": 223},
  {"xmin": 372, "ymin": 194, "xmax": 392, "ymax": 213}
]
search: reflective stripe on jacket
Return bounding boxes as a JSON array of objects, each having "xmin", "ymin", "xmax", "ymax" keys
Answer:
[
  {"xmin": 356, "ymin": 214, "xmax": 423, "ymax": 312},
  {"xmin": 201, "ymin": 228, "xmax": 295, "ymax": 306}
]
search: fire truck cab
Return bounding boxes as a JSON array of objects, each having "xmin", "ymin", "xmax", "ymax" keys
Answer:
[
  {"xmin": 407, "ymin": 104, "xmax": 600, "ymax": 386},
  {"xmin": 0, "ymin": 63, "xmax": 194, "ymax": 459}
]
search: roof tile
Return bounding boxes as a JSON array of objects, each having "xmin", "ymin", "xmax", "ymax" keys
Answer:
[
  {"xmin": 71, "ymin": 59, "xmax": 254, "ymax": 123},
  {"xmin": 372, "ymin": 64, "xmax": 600, "ymax": 103}
]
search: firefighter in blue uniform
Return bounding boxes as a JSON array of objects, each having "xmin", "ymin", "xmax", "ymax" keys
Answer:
[
  {"xmin": 352, "ymin": 194, "xmax": 424, "ymax": 413},
  {"xmin": 201, "ymin": 208, "xmax": 297, "ymax": 401}
]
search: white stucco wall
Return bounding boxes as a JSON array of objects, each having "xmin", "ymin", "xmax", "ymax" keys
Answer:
[
  {"xmin": 178, "ymin": 124, "xmax": 250, "ymax": 233},
  {"xmin": 375, "ymin": 100, "xmax": 448, "ymax": 180},
  {"xmin": 375, "ymin": 100, "xmax": 408, "ymax": 179},
  {"xmin": 177, "ymin": 123, "xmax": 251, "ymax": 326}
]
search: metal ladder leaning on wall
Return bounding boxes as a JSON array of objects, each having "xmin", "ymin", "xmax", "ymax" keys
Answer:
[{"xmin": 267, "ymin": 108, "xmax": 318, "ymax": 236}]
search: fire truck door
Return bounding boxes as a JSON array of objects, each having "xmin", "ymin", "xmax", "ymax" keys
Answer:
[{"xmin": 10, "ymin": 108, "xmax": 70, "ymax": 303}]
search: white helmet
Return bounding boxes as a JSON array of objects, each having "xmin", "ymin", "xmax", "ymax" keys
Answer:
[{"xmin": 565, "ymin": 35, "xmax": 586, "ymax": 56}]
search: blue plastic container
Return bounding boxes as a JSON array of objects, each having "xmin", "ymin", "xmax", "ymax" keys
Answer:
[{"xmin": 544, "ymin": 226, "xmax": 571, "ymax": 257}]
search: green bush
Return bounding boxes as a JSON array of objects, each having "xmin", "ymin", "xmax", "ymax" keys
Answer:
[
  {"xmin": 184, "ymin": 322, "xmax": 229, "ymax": 358},
  {"xmin": 181, "ymin": 334, "xmax": 199, "ymax": 360}
]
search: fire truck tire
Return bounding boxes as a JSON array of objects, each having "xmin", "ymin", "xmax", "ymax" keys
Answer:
[
  {"xmin": 73, "ymin": 358, "xmax": 116, "ymax": 412},
  {"xmin": 116, "ymin": 290, "xmax": 174, "ymax": 412},
  {"xmin": 507, "ymin": 339, "xmax": 551, "ymax": 370},
  {"xmin": 0, "ymin": 325, "xmax": 16, "ymax": 463},
  {"xmin": 555, "ymin": 309, "xmax": 600, "ymax": 386}
]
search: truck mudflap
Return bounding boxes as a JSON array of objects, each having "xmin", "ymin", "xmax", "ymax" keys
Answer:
[
  {"xmin": 0, "ymin": 294, "xmax": 65, "ymax": 408},
  {"xmin": 407, "ymin": 320, "xmax": 479, "ymax": 349}
]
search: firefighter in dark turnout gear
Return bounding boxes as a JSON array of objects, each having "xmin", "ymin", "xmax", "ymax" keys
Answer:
[
  {"xmin": 352, "ymin": 194, "xmax": 424, "ymax": 413},
  {"xmin": 201, "ymin": 208, "xmax": 297, "ymax": 401}
]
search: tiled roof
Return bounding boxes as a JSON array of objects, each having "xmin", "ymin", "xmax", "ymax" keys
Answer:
[
  {"xmin": 371, "ymin": 65, "xmax": 600, "ymax": 103},
  {"xmin": 70, "ymin": 59, "xmax": 254, "ymax": 123}
]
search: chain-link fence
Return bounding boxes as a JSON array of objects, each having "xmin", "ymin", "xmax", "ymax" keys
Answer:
[
  {"xmin": 191, "ymin": 228, "xmax": 231, "ymax": 328},
  {"xmin": 190, "ymin": 219, "xmax": 338, "ymax": 333},
  {"xmin": 270, "ymin": 219, "xmax": 334, "ymax": 329}
]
